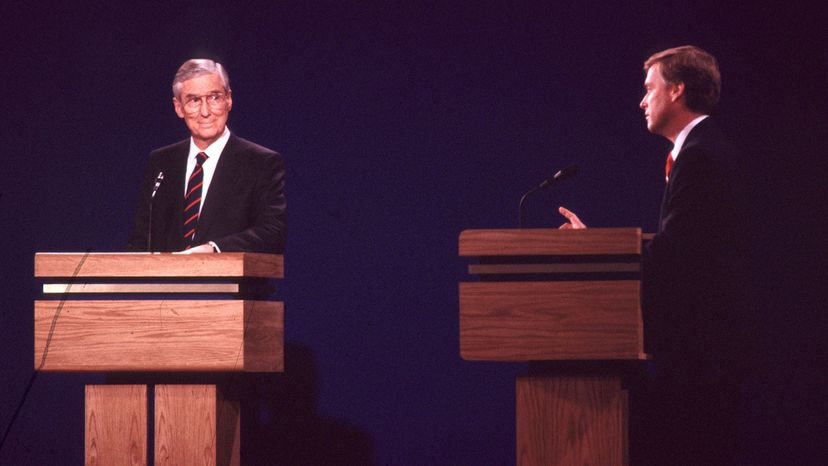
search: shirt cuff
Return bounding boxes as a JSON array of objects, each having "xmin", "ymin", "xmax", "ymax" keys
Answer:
[{"xmin": 208, "ymin": 241, "xmax": 221, "ymax": 253}]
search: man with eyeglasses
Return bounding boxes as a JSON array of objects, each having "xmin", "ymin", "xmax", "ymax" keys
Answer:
[{"xmin": 127, "ymin": 59, "xmax": 286, "ymax": 253}]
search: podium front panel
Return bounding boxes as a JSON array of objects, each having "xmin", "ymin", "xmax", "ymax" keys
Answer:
[
  {"xmin": 35, "ymin": 300, "xmax": 283, "ymax": 372},
  {"xmin": 460, "ymin": 280, "xmax": 643, "ymax": 360}
]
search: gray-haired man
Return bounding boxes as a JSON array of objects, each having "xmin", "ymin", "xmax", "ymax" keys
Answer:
[{"xmin": 128, "ymin": 59, "xmax": 286, "ymax": 253}]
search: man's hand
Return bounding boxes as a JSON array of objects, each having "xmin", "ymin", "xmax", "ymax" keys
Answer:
[
  {"xmin": 175, "ymin": 244, "xmax": 215, "ymax": 254},
  {"xmin": 558, "ymin": 206, "xmax": 586, "ymax": 229}
]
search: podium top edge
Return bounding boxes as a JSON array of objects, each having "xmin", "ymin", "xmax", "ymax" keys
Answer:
[
  {"xmin": 458, "ymin": 227, "xmax": 642, "ymax": 235},
  {"xmin": 33, "ymin": 252, "xmax": 280, "ymax": 256},
  {"xmin": 459, "ymin": 227, "xmax": 643, "ymax": 256},
  {"xmin": 34, "ymin": 252, "xmax": 284, "ymax": 278}
]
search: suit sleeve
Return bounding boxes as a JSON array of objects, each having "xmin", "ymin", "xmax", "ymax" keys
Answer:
[{"xmin": 211, "ymin": 151, "xmax": 287, "ymax": 253}]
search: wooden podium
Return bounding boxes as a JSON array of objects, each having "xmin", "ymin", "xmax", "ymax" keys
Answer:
[
  {"xmin": 34, "ymin": 252, "xmax": 284, "ymax": 466},
  {"xmin": 459, "ymin": 228, "xmax": 647, "ymax": 466}
]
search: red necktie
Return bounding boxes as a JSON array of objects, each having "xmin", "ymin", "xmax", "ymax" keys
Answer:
[
  {"xmin": 183, "ymin": 152, "xmax": 208, "ymax": 248},
  {"xmin": 665, "ymin": 151, "xmax": 674, "ymax": 183}
]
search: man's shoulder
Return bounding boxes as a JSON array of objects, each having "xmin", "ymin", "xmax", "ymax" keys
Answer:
[
  {"xmin": 149, "ymin": 139, "xmax": 189, "ymax": 158},
  {"xmin": 684, "ymin": 117, "xmax": 730, "ymax": 148},
  {"xmin": 682, "ymin": 117, "xmax": 740, "ymax": 160},
  {"xmin": 678, "ymin": 117, "xmax": 743, "ymax": 184},
  {"xmin": 226, "ymin": 134, "xmax": 281, "ymax": 158}
]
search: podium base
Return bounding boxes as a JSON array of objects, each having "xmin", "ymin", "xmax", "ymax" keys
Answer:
[
  {"xmin": 516, "ymin": 376, "xmax": 628, "ymax": 466},
  {"xmin": 85, "ymin": 384, "xmax": 240, "ymax": 466}
]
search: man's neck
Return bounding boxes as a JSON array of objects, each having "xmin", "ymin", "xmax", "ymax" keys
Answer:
[
  {"xmin": 193, "ymin": 137, "xmax": 218, "ymax": 151},
  {"xmin": 191, "ymin": 127, "xmax": 230, "ymax": 152},
  {"xmin": 664, "ymin": 111, "xmax": 704, "ymax": 144}
]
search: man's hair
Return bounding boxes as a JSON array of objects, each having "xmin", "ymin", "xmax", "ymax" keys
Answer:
[
  {"xmin": 644, "ymin": 45, "xmax": 720, "ymax": 114},
  {"xmin": 172, "ymin": 59, "xmax": 231, "ymax": 97}
]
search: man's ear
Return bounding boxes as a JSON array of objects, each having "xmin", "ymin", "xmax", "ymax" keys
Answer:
[
  {"xmin": 173, "ymin": 97, "xmax": 185, "ymax": 118},
  {"xmin": 669, "ymin": 82, "xmax": 685, "ymax": 103}
]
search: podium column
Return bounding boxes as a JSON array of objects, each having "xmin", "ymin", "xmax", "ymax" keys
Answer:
[{"xmin": 85, "ymin": 385, "xmax": 147, "ymax": 466}]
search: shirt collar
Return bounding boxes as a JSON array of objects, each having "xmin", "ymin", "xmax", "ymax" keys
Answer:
[
  {"xmin": 671, "ymin": 115, "xmax": 708, "ymax": 160},
  {"xmin": 188, "ymin": 126, "xmax": 231, "ymax": 160}
]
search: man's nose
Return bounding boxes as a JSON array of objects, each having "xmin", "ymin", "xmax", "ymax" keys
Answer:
[
  {"xmin": 639, "ymin": 96, "xmax": 647, "ymax": 109},
  {"xmin": 199, "ymin": 97, "xmax": 211, "ymax": 117}
]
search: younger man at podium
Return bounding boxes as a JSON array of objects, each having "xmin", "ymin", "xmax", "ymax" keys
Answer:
[{"xmin": 559, "ymin": 45, "xmax": 748, "ymax": 464}]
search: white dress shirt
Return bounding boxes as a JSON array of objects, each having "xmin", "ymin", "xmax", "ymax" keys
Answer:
[
  {"xmin": 184, "ymin": 126, "xmax": 231, "ymax": 214},
  {"xmin": 183, "ymin": 127, "xmax": 231, "ymax": 252}
]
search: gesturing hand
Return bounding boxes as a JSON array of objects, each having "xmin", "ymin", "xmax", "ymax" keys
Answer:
[{"xmin": 558, "ymin": 206, "xmax": 586, "ymax": 229}]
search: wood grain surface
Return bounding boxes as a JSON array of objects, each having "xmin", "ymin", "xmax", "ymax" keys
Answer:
[
  {"xmin": 34, "ymin": 300, "xmax": 284, "ymax": 372},
  {"xmin": 34, "ymin": 253, "xmax": 283, "ymax": 278},
  {"xmin": 216, "ymin": 389, "xmax": 241, "ymax": 466},
  {"xmin": 459, "ymin": 228, "xmax": 642, "ymax": 257},
  {"xmin": 155, "ymin": 384, "xmax": 216, "ymax": 466},
  {"xmin": 85, "ymin": 384, "xmax": 147, "ymax": 466},
  {"xmin": 516, "ymin": 377, "xmax": 627, "ymax": 466},
  {"xmin": 468, "ymin": 262, "xmax": 640, "ymax": 275},
  {"xmin": 459, "ymin": 281, "xmax": 644, "ymax": 360}
]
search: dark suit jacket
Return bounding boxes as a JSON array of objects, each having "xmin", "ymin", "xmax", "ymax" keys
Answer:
[
  {"xmin": 127, "ymin": 134, "xmax": 287, "ymax": 253},
  {"xmin": 642, "ymin": 117, "xmax": 748, "ymax": 364}
]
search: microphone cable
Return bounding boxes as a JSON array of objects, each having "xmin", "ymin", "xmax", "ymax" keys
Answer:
[{"xmin": 0, "ymin": 248, "xmax": 92, "ymax": 455}]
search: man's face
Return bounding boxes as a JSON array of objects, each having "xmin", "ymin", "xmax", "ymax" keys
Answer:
[
  {"xmin": 639, "ymin": 64, "xmax": 678, "ymax": 137},
  {"xmin": 173, "ymin": 73, "xmax": 233, "ymax": 149}
]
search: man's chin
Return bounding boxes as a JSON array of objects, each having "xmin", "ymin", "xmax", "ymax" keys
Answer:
[
  {"xmin": 194, "ymin": 128, "xmax": 221, "ymax": 140},
  {"xmin": 192, "ymin": 130, "xmax": 223, "ymax": 148}
]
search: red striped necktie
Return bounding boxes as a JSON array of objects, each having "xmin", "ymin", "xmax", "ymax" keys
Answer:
[
  {"xmin": 665, "ymin": 151, "xmax": 674, "ymax": 183},
  {"xmin": 183, "ymin": 152, "xmax": 208, "ymax": 248}
]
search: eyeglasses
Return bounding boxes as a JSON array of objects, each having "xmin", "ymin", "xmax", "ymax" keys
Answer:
[{"xmin": 180, "ymin": 92, "xmax": 229, "ymax": 113}]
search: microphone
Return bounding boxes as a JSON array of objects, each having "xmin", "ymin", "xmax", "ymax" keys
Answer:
[
  {"xmin": 519, "ymin": 164, "xmax": 579, "ymax": 228},
  {"xmin": 151, "ymin": 172, "xmax": 165, "ymax": 199},
  {"xmin": 148, "ymin": 171, "xmax": 164, "ymax": 252},
  {"xmin": 538, "ymin": 164, "xmax": 579, "ymax": 188}
]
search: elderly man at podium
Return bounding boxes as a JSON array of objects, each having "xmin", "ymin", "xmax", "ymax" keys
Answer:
[
  {"xmin": 558, "ymin": 45, "xmax": 749, "ymax": 464},
  {"xmin": 128, "ymin": 58, "xmax": 286, "ymax": 254}
]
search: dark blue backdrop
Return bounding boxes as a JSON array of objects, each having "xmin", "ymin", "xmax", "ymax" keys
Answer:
[{"xmin": 2, "ymin": 2, "xmax": 825, "ymax": 464}]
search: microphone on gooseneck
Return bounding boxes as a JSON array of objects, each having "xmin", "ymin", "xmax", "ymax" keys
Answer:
[
  {"xmin": 151, "ymin": 172, "xmax": 165, "ymax": 199},
  {"xmin": 148, "ymin": 171, "xmax": 164, "ymax": 252},
  {"xmin": 518, "ymin": 164, "xmax": 579, "ymax": 228},
  {"xmin": 538, "ymin": 164, "xmax": 579, "ymax": 188}
]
